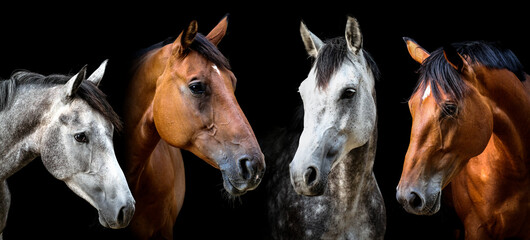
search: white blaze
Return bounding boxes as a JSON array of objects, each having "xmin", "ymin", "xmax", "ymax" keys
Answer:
[
  {"xmin": 212, "ymin": 64, "xmax": 221, "ymax": 76},
  {"xmin": 422, "ymin": 85, "xmax": 431, "ymax": 101}
]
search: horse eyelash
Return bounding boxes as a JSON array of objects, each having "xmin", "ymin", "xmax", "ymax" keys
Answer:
[{"xmin": 439, "ymin": 103, "xmax": 459, "ymax": 119}]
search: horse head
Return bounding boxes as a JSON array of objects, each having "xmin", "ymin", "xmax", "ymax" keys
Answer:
[
  {"xmin": 40, "ymin": 61, "xmax": 135, "ymax": 228},
  {"xmin": 396, "ymin": 38, "xmax": 494, "ymax": 215},
  {"xmin": 152, "ymin": 17, "xmax": 265, "ymax": 196},
  {"xmin": 290, "ymin": 17, "xmax": 378, "ymax": 196}
]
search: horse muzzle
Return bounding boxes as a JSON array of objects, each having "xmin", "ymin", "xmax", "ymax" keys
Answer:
[
  {"xmin": 396, "ymin": 183, "xmax": 441, "ymax": 216},
  {"xmin": 220, "ymin": 153, "xmax": 265, "ymax": 196},
  {"xmin": 98, "ymin": 197, "xmax": 136, "ymax": 229},
  {"xmin": 290, "ymin": 163, "xmax": 328, "ymax": 196}
]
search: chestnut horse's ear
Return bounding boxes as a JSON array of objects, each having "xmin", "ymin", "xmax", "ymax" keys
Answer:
[
  {"xmin": 206, "ymin": 15, "xmax": 228, "ymax": 46},
  {"xmin": 174, "ymin": 20, "xmax": 198, "ymax": 54},
  {"xmin": 182, "ymin": 20, "xmax": 198, "ymax": 49},
  {"xmin": 300, "ymin": 20, "xmax": 323, "ymax": 58},
  {"xmin": 404, "ymin": 37, "xmax": 430, "ymax": 64},
  {"xmin": 443, "ymin": 44, "xmax": 468, "ymax": 73}
]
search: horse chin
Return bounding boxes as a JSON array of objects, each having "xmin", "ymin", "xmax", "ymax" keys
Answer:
[
  {"xmin": 220, "ymin": 171, "xmax": 248, "ymax": 197},
  {"xmin": 423, "ymin": 191, "xmax": 442, "ymax": 216},
  {"xmin": 98, "ymin": 215, "xmax": 125, "ymax": 230},
  {"xmin": 291, "ymin": 179, "xmax": 327, "ymax": 196},
  {"xmin": 98, "ymin": 213, "xmax": 111, "ymax": 228},
  {"xmin": 97, "ymin": 208, "xmax": 133, "ymax": 229}
]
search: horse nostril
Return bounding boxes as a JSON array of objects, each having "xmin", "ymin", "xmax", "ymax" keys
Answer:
[
  {"xmin": 304, "ymin": 166, "xmax": 318, "ymax": 186},
  {"xmin": 238, "ymin": 158, "xmax": 252, "ymax": 180},
  {"xmin": 409, "ymin": 191, "xmax": 423, "ymax": 209},
  {"xmin": 117, "ymin": 206, "xmax": 126, "ymax": 224}
]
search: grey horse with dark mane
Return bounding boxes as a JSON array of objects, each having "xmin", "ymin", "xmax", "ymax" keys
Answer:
[
  {"xmin": 0, "ymin": 61, "xmax": 135, "ymax": 239},
  {"xmin": 265, "ymin": 17, "xmax": 386, "ymax": 239}
]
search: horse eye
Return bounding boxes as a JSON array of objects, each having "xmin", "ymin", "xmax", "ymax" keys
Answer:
[
  {"xmin": 441, "ymin": 102, "xmax": 458, "ymax": 117},
  {"xmin": 340, "ymin": 88, "xmax": 356, "ymax": 99},
  {"xmin": 74, "ymin": 133, "xmax": 88, "ymax": 143},
  {"xmin": 189, "ymin": 81, "xmax": 206, "ymax": 95}
]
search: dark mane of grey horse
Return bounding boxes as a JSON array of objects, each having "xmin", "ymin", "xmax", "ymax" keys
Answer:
[
  {"xmin": 413, "ymin": 41, "xmax": 525, "ymax": 105},
  {"xmin": 315, "ymin": 37, "xmax": 380, "ymax": 89},
  {"xmin": 0, "ymin": 71, "xmax": 122, "ymax": 130}
]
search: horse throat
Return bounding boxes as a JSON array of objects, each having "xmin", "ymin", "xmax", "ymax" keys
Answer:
[
  {"xmin": 328, "ymin": 126, "xmax": 378, "ymax": 204},
  {"xmin": 482, "ymin": 69, "xmax": 530, "ymax": 167},
  {"xmin": 322, "ymin": 127, "xmax": 384, "ymax": 239},
  {"xmin": 123, "ymin": 48, "xmax": 166, "ymax": 183}
]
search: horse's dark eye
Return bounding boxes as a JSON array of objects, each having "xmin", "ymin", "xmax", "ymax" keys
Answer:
[
  {"xmin": 189, "ymin": 81, "xmax": 206, "ymax": 95},
  {"xmin": 441, "ymin": 102, "xmax": 458, "ymax": 117},
  {"xmin": 340, "ymin": 88, "xmax": 356, "ymax": 99},
  {"xmin": 74, "ymin": 133, "xmax": 88, "ymax": 143}
]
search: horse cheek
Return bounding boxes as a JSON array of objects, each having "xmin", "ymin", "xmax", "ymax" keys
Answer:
[
  {"xmin": 41, "ymin": 127, "xmax": 69, "ymax": 180},
  {"xmin": 153, "ymin": 80, "xmax": 194, "ymax": 148}
]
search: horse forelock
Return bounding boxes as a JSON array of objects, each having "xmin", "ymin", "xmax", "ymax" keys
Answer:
[
  {"xmin": 413, "ymin": 41, "xmax": 525, "ymax": 105},
  {"xmin": 314, "ymin": 37, "xmax": 379, "ymax": 90},
  {"xmin": 140, "ymin": 33, "xmax": 231, "ymax": 72},
  {"xmin": 184, "ymin": 33, "xmax": 231, "ymax": 71}
]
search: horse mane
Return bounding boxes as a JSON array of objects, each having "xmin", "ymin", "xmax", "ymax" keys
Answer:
[
  {"xmin": 0, "ymin": 71, "xmax": 122, "ymax": 131},
  {"xmin": 314, "ymin": 37, "xmax": 380, "ymax": 89},
  {"xmin": 136, "ymin": 33, "xmax": 231, "ymax": 71},
  {"xmin": 180, "ymin": 33, "xmax": 231, "ymax": 70},
  {"xmin": 413, "ymin": 41, "xmax": 525, "ymax": 104}
]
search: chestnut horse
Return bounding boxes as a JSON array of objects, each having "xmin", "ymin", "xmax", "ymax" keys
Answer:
[
  {"xmin": 396, "ymin": 38, "xmax": 530, "ymax": 239},
  {"xmin": 122, "ymin": 16, "xmax": 265, "ymax": 239}
]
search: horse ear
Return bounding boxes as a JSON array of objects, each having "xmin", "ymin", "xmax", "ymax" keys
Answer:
[
  {"xmin": 300, "ymin": 21, "xmax": 323, "ymax": 58},
  {"xmin": 206, "ymin": 15, "xmax": 228, "ymax": 46},
  {"xmin": 174, "ymin": 20, "xmax": 198, "ymax": 54},
  {"xmin": 404, "ymin": 37, "xmax": 430, "ymax": 64},
  {"xmin": 86, "ymin": 59, "xmax": 108, "ymax": 87},
  {"xmin": 65, "ymin": 65, "xmax": 87, "ymax": 98},
  {"xmin": 345, "ymin": 16, "xmax": 362, "ymax": 54},
  {"xmin": 443, "ymin": 44, "xmax": 468, "ymax": 73}
]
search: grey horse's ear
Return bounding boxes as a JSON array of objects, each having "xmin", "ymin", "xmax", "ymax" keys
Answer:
[
  {"xmin": 65, "ymin": 65, "xmax": 87, "ymax": 99},
  {"xmin": 345, "ymin": 16, "xmax": 362, "ymax": 54},
  {"xmin": 300, "ymin": 21, "xmax": 323, "ymax": 58},
  {"xmin": 87, "ymin": 59, "xmax": 108, "ymax": 87}
]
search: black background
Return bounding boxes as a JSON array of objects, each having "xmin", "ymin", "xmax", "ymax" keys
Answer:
[{"xmin": 1, "ymin": 1, "xmax": 528, "ymax": 239}]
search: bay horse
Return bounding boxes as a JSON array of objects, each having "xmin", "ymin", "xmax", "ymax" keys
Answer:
[
  {"xmin": 122, "ymin": 16, "xmax": 265, "ymax": 239},
  {"xmin": 265, "ymin": 17, "xmax": 386, "ymax": 239},
  {"xmin": 397, "ymin": 38, "xmax": 530, "ymax": 239},
  {"xmin": 0, "ymin": 62, "xmax": 135, "ymax": 239}
]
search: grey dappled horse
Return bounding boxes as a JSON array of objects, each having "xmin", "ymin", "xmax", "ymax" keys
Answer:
[
  {"xmin": 265, "ymin": 17, "xmax": 386, "ymax": 239},
  {"xmin": 0, "ymin": 61, "xmax": 135, "ymax": 239}
]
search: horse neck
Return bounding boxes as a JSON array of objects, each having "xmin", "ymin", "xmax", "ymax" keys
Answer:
[
  {"xmin": 0, "ymin": 85, "xmax": 55, "ymax": 178},
  {"xmin": 125, "ymin": 46, "xmax": 170, "ymax": 127},
  {"xmin": 328, "ymin": 124, "xmax": 378, "ymax": 197},
  {"xmin": 480, "ymin": 68, "xmax": 530, "ymax": 167},
  {"xmin": 123, "ymin": 46, "xmax": 171, "ymax": 177}
]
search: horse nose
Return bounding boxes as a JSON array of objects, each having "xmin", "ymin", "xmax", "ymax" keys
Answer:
[
  {"xmin": 397, "ymin": 189, "xmax": 425, "ymax": 210},
  {"xmin": 408, "ymin": 191, "xmax": 424, "ymax": 209},
  {"xmin": 116, "ymin": 200, "xmax": 135, "ymax": 227},
  {"xmin": 238, "ymin": 157, "xmax": 252, "ymax": 180},
  {"xmin": 291, "ymin": 165, "xmax": 325, "ymax": 196},
  {"xmin": 237, "ymin": 155, "xmax": 264, "ymax": 183},
  {"xmin": 304, "ymin": 166, "xmax": 319, "ymax": 187}
]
